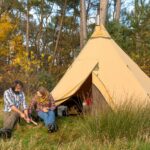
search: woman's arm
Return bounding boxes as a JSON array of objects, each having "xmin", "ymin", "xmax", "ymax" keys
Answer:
[
  {"xmin": 28, "ymin": 96, "xmax": 37, "ymax": 114},
  {"xmin": 49, "ymin": 94, "xmax": 56, "ymax": 110}
]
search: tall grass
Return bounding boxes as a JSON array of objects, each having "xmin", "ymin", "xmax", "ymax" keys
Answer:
[
  {"xmin": 0, "ymin": 135, "xmax": 149, "ymax": 150},
  {"xmin": 0, "ymin": 101, "xmax": 149, "ymax": 149},
  {"xmin": 81, "ymin": 104, "xmax": 150, "ymax": 142}
]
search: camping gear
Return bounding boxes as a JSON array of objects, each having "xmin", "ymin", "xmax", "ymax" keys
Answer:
[{"xmin": 57, "ymin": 105, "xmax": 68, "ymax": 116}]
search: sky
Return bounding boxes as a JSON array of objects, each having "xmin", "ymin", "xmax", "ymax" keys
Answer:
[{"xmin": 29, "ymin": 0, "xmax": 149, "ymax": 26}]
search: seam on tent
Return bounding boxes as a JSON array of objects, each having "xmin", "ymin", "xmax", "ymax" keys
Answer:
[
  {"xmin": 92, "ymin": 72, "xmax": 116, "ymax": 110},
  {"xmin": 90, "ymin": 36, "xmax": 111, "ymax": 40}
]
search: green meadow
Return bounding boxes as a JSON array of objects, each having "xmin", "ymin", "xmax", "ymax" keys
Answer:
[{"xmin": 0, "ymin": 101, "xmax": 149, "ymax": 150}]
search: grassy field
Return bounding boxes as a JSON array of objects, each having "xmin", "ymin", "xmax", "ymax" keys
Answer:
[{"xmin": 0, "ymin": 101, "xmax": 150, "ymax": 150}]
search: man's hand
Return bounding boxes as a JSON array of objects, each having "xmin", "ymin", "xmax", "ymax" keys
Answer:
[
  {"xmin": 20, "ymin": 112, "xmax": 26, "ymax": 119},
  {"xmin": 24, "ymin": 109, "xmax": 30, "ymax": 123},
  {"xmin": 25, "ymin": 117, "xmax": 31, "ymax": 123},
  {"xmin": 10, "ymin": 106, "xmax": 30, "ymax": 123},
  {"xmin": 20, "ymin": 112, "xmax": 30, "ymax": 123}
]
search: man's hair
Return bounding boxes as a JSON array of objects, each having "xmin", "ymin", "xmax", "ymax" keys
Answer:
[{"xmin": 11, "ymin": 80, "xmax": 24, "ymax": 91}]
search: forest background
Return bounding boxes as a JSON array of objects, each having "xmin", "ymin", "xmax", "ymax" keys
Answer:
[{"xmin": 0, "ymin": 0, "xmax": 150, "ymax": 97}]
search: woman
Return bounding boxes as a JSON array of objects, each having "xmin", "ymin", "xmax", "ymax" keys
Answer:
[{"xmin": 29, "ymin": 86, "xmax": 58, "ymax": 133}]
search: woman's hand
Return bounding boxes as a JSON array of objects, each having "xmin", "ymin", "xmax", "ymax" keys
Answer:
[{"xmin": 42, "ymin": 107, "xmax": 49, "ymax": 112}]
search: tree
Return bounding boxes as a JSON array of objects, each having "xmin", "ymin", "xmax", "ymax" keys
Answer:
[
  {"xmin": 80, "ymin": 0, "xmax": 87, "ymax": 48},
  {"xmin": 114, "ymin": 0, "xmax": 121, "ymax": 22},
  {"xmin": 51, "ymin": 0, "xmax": 68, "ymax": 69},
  {"xmin": 26, "ymin": 0, "xmax": 29, "ymax": 54},
  {"xmin": 99, "ymin": 0, "xmax": 108, "ymax": 25}
]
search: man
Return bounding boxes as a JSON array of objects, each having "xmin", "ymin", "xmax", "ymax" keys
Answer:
[{"xmin": 0, "ymin": 80, "xmax": 30, "ymax": 139}]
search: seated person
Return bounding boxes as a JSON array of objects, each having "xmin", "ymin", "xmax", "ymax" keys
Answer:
[
  {"xmin": 0, "ymin": 80, "xmax": 30, "ymax": 139},
  {"xmin": 28, "ymin": 86, "xmax": 58, "ymax": 133}
]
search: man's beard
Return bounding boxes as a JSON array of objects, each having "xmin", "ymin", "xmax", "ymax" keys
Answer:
[
  {"xmin": 11, "ymin": 88, "xmax": 20, "ymax": 95},
  {"xmin": 13, "ymin": 90, "xmax": 20, "ymax": 95}
]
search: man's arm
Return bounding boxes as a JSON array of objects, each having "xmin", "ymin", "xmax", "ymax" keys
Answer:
[
  {"xmin": 4, "ymin": 91, "xmax": 15, "ymax": 107},
  {"xmin": 4, "ymin": 90, "xmax": 29, "ymax": 122},
  {"xmin": 11, "ymin": 106, "xmax": 30, "ymax": 123},
  {"xmin": 11, "ymin": 105, "xmax": 26, "ymax": 119},
  {"xmin": 24, "ymin": 109, "xmax": 29, "ymax": 118},
  {"xmin": 22, "ymin": 92, "xmax": 28, "ymax": 110},
  {"xmin": 22, "ymin": 92, "xmax": 30, "ymax": 122}
]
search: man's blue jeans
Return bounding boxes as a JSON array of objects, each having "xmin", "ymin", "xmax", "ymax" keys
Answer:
[{"xmin": 37, "ymin": 110, "xmax": 55, "ymax": 127}]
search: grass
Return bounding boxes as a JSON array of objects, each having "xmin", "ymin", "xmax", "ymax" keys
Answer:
[
  {"xmin": 82, "ymin": 107, "xmax": 150, "ymax": 142},
  {"xmin": 0, "ymin": 101, "xmax": 150, "ymax": 150}
]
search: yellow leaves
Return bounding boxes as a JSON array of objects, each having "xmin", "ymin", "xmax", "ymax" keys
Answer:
[
  {"xmin": 12, "ymin": 49, "xmax": 41, "ymax": 73},
  {"xmin": 0, "ymin": 24, "xmax": 12, "ymax": 41},
  {"xmin": 13, "ymin": 57, "xmax": 21, "ymax": 64},
  {"xmin": 11, "ymin": 35, "xmax": 24, "ymax": 53},
  {"xmin": 0, "ymin": 47, "xmax": 9, "ymax": 56},
  {"xmin": 0, "ymin": 13, "xmax": 19, "ymax": 60},
  {"xmin": 0, "ymin": 14, "xmax": 15, "ymax": 42},
  {"xmin": 41, "ymin": 53, "xmax": 45, "ymax": 58},
  {"xmin": 9, "ymin": 34, "xmax": 38, "ymax": 73},
  {"xmin": 0, "ymin": 13, "xmax": 42, "ymax": 75},
  {"xmin": 0, "ymin": 13, "xmax": 52, "ymax": 74},
  {"xmin": 48, "ymin": 56, "xmax": 52, "ymax": 62}
]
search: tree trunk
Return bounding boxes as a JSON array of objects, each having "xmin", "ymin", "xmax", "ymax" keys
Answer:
[
  {"xmin": 26, "ymin": 0, "xmax": 29, "ymax": 54},
  {"xmin": 134, "ymin": 0, "xmax": 140, "ymax": 52},
  {"xmin": 99, "ymin": 0, "xmax": 108, "ymax": 26},
  {"xmin": 38, "ymin": 0, "xmax": 44, "ymax": 53},
  {"xmin": 0, "ymin": 0, "xmax": 4, "ymax": 16},
  {"xmin": 80, "ymin": 0, "xmax": 87, "ymax": 49},
  {"xmin": 115, "ymin": 0, "xmax": 121, "ymax": 22},
  {"xmin": 49, "ymin": 0, "xmax": 67, "ymax": 70}
]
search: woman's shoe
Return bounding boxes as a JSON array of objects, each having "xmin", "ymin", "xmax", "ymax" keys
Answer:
[{"xmin": 48, "ymin": 123, "xmax": 58, "ymax": 133}]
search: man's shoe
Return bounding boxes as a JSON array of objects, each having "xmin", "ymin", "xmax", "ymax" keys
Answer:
[{"xmin": 0, "ymin": 129, "xmax": 12, "ymax": 139}]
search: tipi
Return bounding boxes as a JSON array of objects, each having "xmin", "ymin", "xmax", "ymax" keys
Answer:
[{"xmin": 51, "ymin": 25, "xmax": 150, "ymax": 110}]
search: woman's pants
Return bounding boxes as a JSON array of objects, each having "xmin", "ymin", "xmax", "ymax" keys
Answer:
[{"xmin": 37, "ymin": 110, "xmax": 55, "ymax": 127}]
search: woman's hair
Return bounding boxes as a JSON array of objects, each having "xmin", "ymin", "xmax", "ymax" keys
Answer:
[
  {"xmin": 11, "ymin": 80, "xmax": 23, "ymax": 91},
  {"xmin": 37, "ymin": 86, "xmax": 49, "ymax": 98}
]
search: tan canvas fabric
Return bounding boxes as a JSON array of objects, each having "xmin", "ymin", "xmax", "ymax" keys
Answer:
[
  {"xmin": 51, "ymin": 25, "xmax": 150, "ymax": 108},
  {"xmin": 52, "ymin": 60, "xmax": 98, "ymax": 106}
]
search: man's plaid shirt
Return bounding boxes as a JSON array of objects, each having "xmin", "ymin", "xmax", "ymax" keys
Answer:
[{"xmin": 3, "ymin": 88, "xmax": 28, "ymax": 112}]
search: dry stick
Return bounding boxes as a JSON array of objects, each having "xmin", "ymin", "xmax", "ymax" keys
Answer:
[
  {"xmin": 49, "ymin": 0, "xmax": 68, "ymax": 71},
  {"xmin": 26, "ymin": 118, "xmax": 38, "ymax": 126},
  {"xmin": 30, "ymin": 119, "xmax": 38, "ymax": 126}
]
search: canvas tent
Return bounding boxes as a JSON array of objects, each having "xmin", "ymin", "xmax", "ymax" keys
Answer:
[{"xmin": 51, "ymin": 25, "xmax": 150, "ymax": 110}]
